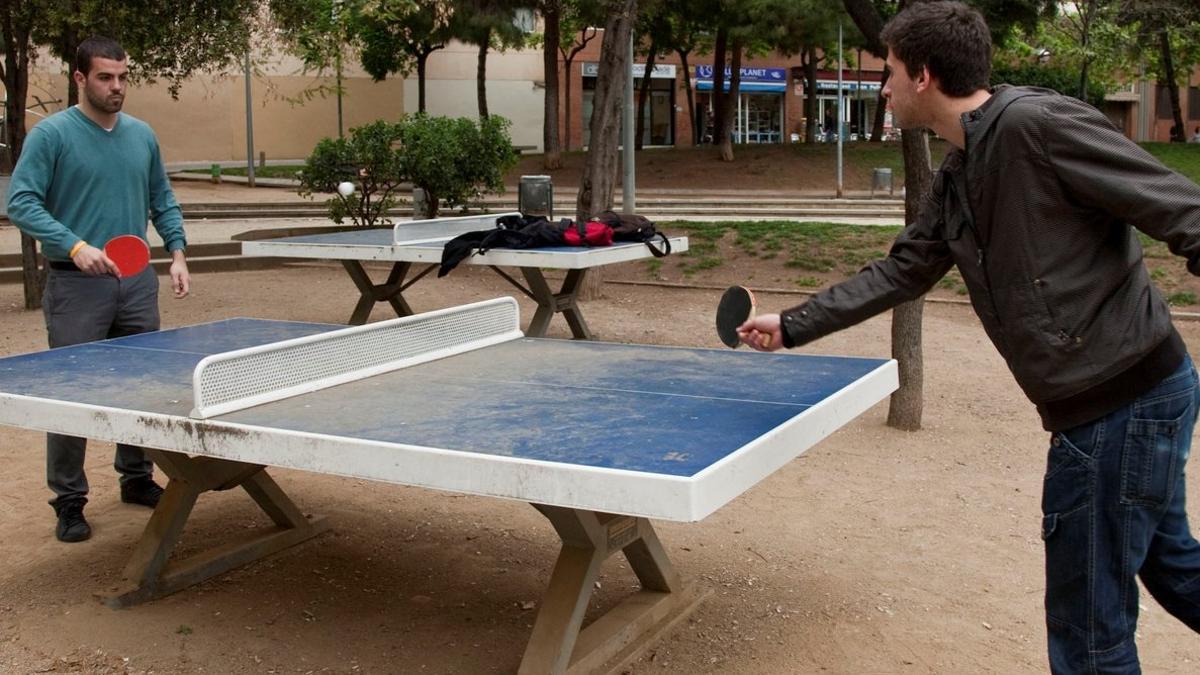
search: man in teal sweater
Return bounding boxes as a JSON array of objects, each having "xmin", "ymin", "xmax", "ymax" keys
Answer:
[{"xmin": 6, "ymin": 36, "xmax": 191, "ymax": 543}]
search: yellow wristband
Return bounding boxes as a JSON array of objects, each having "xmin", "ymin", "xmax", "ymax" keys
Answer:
[{"xmin": 68, "ymin": 240, "xmax": 88, "ymax": 258}]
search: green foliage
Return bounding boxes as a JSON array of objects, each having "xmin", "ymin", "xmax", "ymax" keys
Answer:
[
  {"xmin": 269, "ymin": 0, "xmax": 367, "ymax": 71},
  {"xmin": 1168, "ymin": 291, "xmax": 1197, "ymax": 306},
  {"xmin": 398, "ymin": 112, "xmax": 518, "ymax": 217},
  {"xmin": 297, "ymin": 120, "xmax": 407, "ymax": 227},
  {"xmin": 990, "ymin": 60, "xmax": 1107, "ymax": 106},
  {"xmin": 36, "ymin": 0, "xmax": 260, "ymax": 98}
]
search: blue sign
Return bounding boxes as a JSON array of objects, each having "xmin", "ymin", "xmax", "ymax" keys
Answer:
[{"xmin": 695, "ymin": 66, "xmax": 787, "ymax": 93}]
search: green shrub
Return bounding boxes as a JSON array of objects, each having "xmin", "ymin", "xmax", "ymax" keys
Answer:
[
  {"xmin": 297, "ymin": 120, "xmax": 407, "ymax": 227},
  {"xmin": 398, "ymin": 113, "xmax": 518, "ymax": 217}
]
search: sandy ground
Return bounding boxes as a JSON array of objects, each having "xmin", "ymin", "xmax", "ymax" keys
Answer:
[{"xmin": 1, "ymin": 257, "xmax": 1199, "ymax": 675}]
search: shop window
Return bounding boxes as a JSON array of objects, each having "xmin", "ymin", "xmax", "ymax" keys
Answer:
[{"xmin": 581, "ymin": 76, "xmax": 675, "ymax": 147}]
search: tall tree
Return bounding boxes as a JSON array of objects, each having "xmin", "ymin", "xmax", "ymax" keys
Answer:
[
  {"xmin": 38, "ymin": 1, "xmax": 260, "ymax": 105},
  {"xmin": 557, "ymin": 2, "xmax": 604, "ymax": 152},
  {"xmin": 356, "ymin": 0, "xmax": 455, "ymax": 112},
  {"xmin": 659, "ymin": 0, "xmax": 705, "ymax": 144},
  {"xmin": 1, "ymin": 0, "xmax": 38, "ymax": 172},
  {"xmin": 574, "ymin": 0, "xmax": 636, "ymax": 300},
  {"xmin": 456, "ymin": 0, "xmax": 531, "ymax": 119},
  {"xmin": 841, "ymin": 0, "xmax": 931, "ymax": 431},
  {"xmin": 540, "ymin": 0, "xmax": 564, "ymax": 168},
  {"xmin": 6, "ymin": 0, "xmax": 262, "ymax": 310},
  {"xmin": 1, "ymin": 0, "xmax": 41, "ymax": 312},
  {"xmin": 756, "ymin": 0, "xmax": 844, "ymax": 144},
  {"xmin": 633, "ymin": 0, "xmax": 668, "ymax": 150},
  {"xmin": 1117, "ymin": 0, "xmax": 1200, "ymax": 142}
]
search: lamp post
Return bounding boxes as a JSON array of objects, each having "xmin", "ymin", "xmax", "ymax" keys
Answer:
[
  {"xmin": 622, "ymin": 32, "xmax": 635, "ymax": 214},
  {"xmin": 333, "ymin": 0, "xmax": 344, "ymax": 139},
  {"xmin": 836, "ymin": 19, "xmax": 844, "ymax": 198},
  {"xmin": 244, "ymin": 49, "xmax": 256, "ymax": 188}
]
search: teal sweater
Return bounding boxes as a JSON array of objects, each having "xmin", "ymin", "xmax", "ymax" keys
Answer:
[{"xmin": 6, "ymin": 106, "xmax": 186, "ymax": 261}]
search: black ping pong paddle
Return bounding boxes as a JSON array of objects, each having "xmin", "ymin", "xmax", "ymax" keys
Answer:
[
  {"xmin": 104, "ymin": 235, "xmax": 151, "ymax": 278},
  {"xmin": 716, "ymin": 285, "xmax": 757, "ymax": 349}
]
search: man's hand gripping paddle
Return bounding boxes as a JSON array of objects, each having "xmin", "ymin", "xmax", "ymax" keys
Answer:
[
  {"xmin": 104, "ymin": 235, "xmax": 151, "ymax": 278},
  {"xmin": 716, "ymin": 285, "xmax": 757, "ymax": 349}
]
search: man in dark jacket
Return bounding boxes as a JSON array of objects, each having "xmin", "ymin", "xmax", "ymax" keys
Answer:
[{"xmin": 738, "ymin": 2, "xmax": 1200, "ymax": 672}]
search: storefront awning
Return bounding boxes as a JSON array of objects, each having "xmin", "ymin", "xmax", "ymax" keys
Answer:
[
  {"xmin": 695, "ymin": 80, "xmax": 786, "ymax": 93},
  {"xmin": 694, "ymin": 65, "xmax": 787, "ymax": 93}
]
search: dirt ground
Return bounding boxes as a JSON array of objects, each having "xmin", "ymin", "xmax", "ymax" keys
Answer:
[{"xmin": 2, "ymin": 249, "xmax": 1200, "ymax": 674}]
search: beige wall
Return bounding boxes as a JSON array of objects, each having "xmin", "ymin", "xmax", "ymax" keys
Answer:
[
  {"xmin": 412, "ymin": 41, "xmax": 545, "ymax": 150},
  {"xmin": 9, "ymin": 48, "xmax": 406, "ymax": 163}
]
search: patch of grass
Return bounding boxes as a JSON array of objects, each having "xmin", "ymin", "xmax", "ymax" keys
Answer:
[
  {"xmin": 1150, "ymin": 267, "xmax": 1168, "ymax": 281},
  {"xmin": 176, "ymin": 625, "xmax": 193, "ymax": 635},
  {"xmin": 643, "ymin": 258, "xmax": 663, "ymax": 276},
  {"xmin": 1137, "ymin": 232, "xmax": 1170, "ymax": 258},
  {"xmin": 1168, "ymin": 291, "xmax": 1197, "ymax": 306},
  {"xmin": 1141, "ymin": 143, "xmax": 1200, "ymax": 185},
  {"xmin": 219, "ymin": 165, "xmax": 303, "ymax": 179},
  {"xmin": 681, "ymin": 257, "xmax": 723, "ymax": 275},
  {"xmin": 794, "ymin": 276, "xmax": 822, "ymax": 287},
  {"xmin": 936, "ymin": 267, "xmax": 968, "ymax": 295},
  {"xmin": 785, "ymin": 254, "xmax": 837, "ymax": 272}
]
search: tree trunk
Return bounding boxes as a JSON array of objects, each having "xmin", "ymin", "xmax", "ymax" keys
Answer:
[
  {"xmin": 887, "ymin": 128, "xmax": 933, "ymax": 430},
  {"xmin": 1077, "ymin": 0, "xmax": 1095, "ymax": 101},
  {"xmin": 635, "ymin": 38, "xmax": 658, "ymax": 150},
  {"xmin": 3, "ymin": 17, "xmax": 44, "ymax": 309},
  {"xmin": 64, "ymin": 22, "xmax": 80, "ymax": 107},
  {"xmin": 542, "ymin": 2, "xmax": 563, "ymax": 169},
  {"xmin": 476, "ymin": 30, "xmax": 490, "ymax": 119},
  {"xmin": 803, "ymin": 47, "xmax": 819, "ymax": 143},
  {"xmin": 575, "ymin": 0, "xmax": 638, "ymax": 301},
  {"xmin": 561, "ymin": 29, "xmax": 597, "ymax": 152},
  {"xmin": 718, "ymin": 38, "xmax": 742, "ymax": 162},
  {"xmin": 1159, "ymin": 29, "xmax": 1186, "ymax": 143},
  {"xmin": 678, "ymin": 49, "xmax": 696, "ymax": 145},
  {"xmin": 710, "ymin": 27, "xmax": 727, "ymax": 145},
  {"xmin": 417, "ymin": 53, "xmax": 428, "ymax": 113},
  {"xmin": 563, "ymin": 56, "xmax": 575, "ymax": 150},
  {"xmin": 843, "ymin": 0, "xmax": 928, "ymax": 428},
  {"xmin": 20, "ymin": 234, "xmax": 43, "ymax": 310},
  {"xmin": 3, "ymin": 27, "xmax": 30, "ymax": 171},
  {"xmin": 871, "ymin": 69, "xmax": 889, "ymax": 142}
]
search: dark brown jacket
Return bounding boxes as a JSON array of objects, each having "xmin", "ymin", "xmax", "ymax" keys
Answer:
[{"xmin": 780, "ymin": 86, "xmax": 1200, "ymax": 430}]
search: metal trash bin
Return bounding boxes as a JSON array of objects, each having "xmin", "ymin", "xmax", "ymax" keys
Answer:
[
  {"xmin": 411, "ymin": 187, "xmax": 428, "ymax": 219},
  {"xmin": 871, "ymin": 168, "xmax": 893, "ymax": 197},
  {"xmin": 518, "ymin": 175, "xmax": 553, "ymax": 218}
]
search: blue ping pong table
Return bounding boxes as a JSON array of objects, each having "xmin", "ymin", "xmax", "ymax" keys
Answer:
[
  {"xmin": 241, "ymin": 211, "xmax": 690, "ymax": 339},
  {"xmin": 0, "ymin": 298, "xmax": 896, "ymax": 674}
]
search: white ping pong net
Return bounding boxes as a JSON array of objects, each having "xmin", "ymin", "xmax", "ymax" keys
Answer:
[{"xmin": 190, "ymin": 297, "xmax": 522, "ymax": 419}]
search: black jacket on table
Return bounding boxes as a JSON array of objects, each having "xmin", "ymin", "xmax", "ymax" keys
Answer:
[{"xmin": 779, "ymin": 85, "xmax": 1200, "ymax": 431}]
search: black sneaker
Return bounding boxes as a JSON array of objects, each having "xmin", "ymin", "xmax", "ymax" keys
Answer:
[
  {"xmin": 120, "ymin": 477, "xmax": 164, "ymax": 508},
  {"xmin": 54, "ymin": 500, "xmax": 91, "ymax": 543}
]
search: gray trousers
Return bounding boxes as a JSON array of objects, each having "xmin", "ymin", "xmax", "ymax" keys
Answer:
[{"xmin": 42, "ymin": 266, "xmax": 160, "ymax": 506}]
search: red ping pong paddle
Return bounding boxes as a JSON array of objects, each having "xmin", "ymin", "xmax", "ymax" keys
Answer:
[
  {"xmin": 716, "ymin": 285, "xmax": 757, "ymax": 349},
  {"xmin": 104, "ymin": 235, "xmax": 151, "ymax": 278}
]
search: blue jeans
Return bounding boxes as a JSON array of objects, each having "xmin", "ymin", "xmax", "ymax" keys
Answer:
[{"xmin": 1042, "ymin": 356, "xmax": 1200, "ymax": 673}]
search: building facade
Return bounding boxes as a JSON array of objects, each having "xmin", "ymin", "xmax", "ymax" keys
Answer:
[{"xmin": 6, "ymin": 31, "xmax": 1200, "ymax": 164}]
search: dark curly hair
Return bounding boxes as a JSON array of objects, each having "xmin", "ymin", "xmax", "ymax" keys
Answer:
[
  {"xmin": 879, "ymin": 1, "xmax": 991, "ymax": 97},
  {"xmin": 75, "ymin": 36, "xmax": 126, "ymax": 76}
]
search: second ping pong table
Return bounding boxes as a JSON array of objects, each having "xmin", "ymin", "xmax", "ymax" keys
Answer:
[
  {"xmin": 241, "ymin": 212, "xmax": 690, "ymax": 339},
  {"xmin": 0, "ymin": 298, "xmax": 896, "ymax": 673}
]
